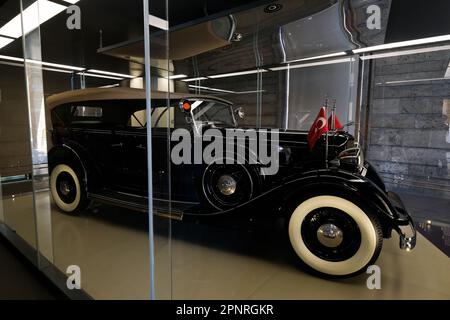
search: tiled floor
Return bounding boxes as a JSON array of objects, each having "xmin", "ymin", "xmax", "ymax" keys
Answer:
[{"xmin": 1, "ymin": 191, "xmax": 449, "ymax": 300}]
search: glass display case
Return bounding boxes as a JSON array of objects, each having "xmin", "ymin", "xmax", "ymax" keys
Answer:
[{"xmin": 0, "ymin": 0, "xmax": 449, "ymax": 300}]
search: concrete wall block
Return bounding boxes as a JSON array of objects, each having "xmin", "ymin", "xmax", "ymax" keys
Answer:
[
  {"xmin": 370, "ymin": 114, "xmax": 415, "ymax": 128},
  {"xmin": 370, "ymin": 128, "xmax": 403, "ymax": 145},
  {"xmin": 375, "ymin": 61, "xmax": 446, "ymax": 76},
  {"xmin": 400, "ymin": 97, "xmax": 444, "ymax": 114},
  {"xmin": 374, "ymin": 71, "xmax": 443, "ymax": 84},
  {"xmin": 374, "ymin": 51, "xmax": 450, "ymax": 67},
  {"xmin": 431, "ymin": 81, "xmax": 450, "ymax": 96},
  {"xmin": 372, "ymin": 98, "xmax": 400, "ymax": 114},
  {"xmin": 407, "ymin": 163, "xmax": 449, "ymax": 179},
  {"xmin": 373, "ymin": 84, "xmax": 434, "ymax": 99},
  {"xmin": 367, "ymin": 145, "xmax": 447, "ymax": 166},
  {"xmin": 415, "ymin": 114, "xmax": 448, "ymax": 129},
  {"xmin": 370, "ymin": 160, "xmax": 409, "ymax": 175},
  {"xmin": 429, "ymin": 130, "xmax": 450, "ymax": 149}
]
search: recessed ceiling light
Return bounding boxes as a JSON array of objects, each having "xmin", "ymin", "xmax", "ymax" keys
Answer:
[
  {"xmin": 0, "ymin": 36, "xmax": 14, "ymax": 50},
  {"xmin": 88, "ymin": 69, "xmax": 135, "ymax": 79},
  {"xmin": 168, "ymin": 74, "xmax": 187, "ymax": 80},
  {"xmin": 208, "ymin": 69, "xmax": 267, "ymax": 79},
  {"xmin": 0, "ymin": 0, "xmax": 67, "ymax": 39}
]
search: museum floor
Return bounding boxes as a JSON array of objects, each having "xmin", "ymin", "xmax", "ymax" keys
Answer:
[{"xmin": 1, "ymin": 190, "xmax": 449, "ymax": 300}]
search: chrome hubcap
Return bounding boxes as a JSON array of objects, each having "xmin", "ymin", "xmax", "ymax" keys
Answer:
[
  {"xmin": 317, "ymin": 223, "xmax": 344, "ymax": 248},
  {"xmin": 217, "ymin": 175, "xmax": 237, "ymax": 196},
  {"xmin": 59, "ymin": 181, "xmax": 72, "ymax": 196}
]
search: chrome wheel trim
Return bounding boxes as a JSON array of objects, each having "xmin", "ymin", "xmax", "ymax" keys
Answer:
[
  {"xmin": 317, "ymin": 223, "xmax": 344, "ymax": 248},
  {"xmin": 217, "ymin": 174, "xmax": 237, "ymax": 196}
]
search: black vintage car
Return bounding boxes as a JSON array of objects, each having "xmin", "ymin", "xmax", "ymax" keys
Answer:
[{"xmin": 47, "ymin": 87, "xmax": 416, "ymax": 278}]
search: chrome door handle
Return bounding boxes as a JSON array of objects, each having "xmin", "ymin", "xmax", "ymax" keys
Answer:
[{"xmin": 111, "ymin": 143, "xmax": 123, "ymax": 147}]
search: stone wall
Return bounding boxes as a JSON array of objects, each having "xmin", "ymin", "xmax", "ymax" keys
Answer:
[{"xmin": 366, "ymin": 48, "xmax": 450, "ymax": 199}]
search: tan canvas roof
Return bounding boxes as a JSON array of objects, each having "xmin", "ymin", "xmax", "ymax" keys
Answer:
[{"xmin": 46, "ymin": 87, "xmax": 232, "ymax": 109}]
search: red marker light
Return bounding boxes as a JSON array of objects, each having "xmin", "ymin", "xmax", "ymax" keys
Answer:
[{"xmin": 182, "ymin": 101, "xmax": 191, "ymax": 111}]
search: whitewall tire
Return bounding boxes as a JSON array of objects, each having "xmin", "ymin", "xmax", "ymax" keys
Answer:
[
  {"xmin": 288, "ymin": 195, "xmax": 382, "ymax": 277},
  {"xmin": 50, "ymin": 164, "xmax": 82, "ymax": 213}
]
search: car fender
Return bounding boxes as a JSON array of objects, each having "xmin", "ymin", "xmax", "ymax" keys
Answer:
[
  {"xmin": 275, "ymin": 169, "xmax": 404, "ymax": 232},
  {"xmin": 48, "ymin": 142, "xmax": 92, "ymax": 192}
]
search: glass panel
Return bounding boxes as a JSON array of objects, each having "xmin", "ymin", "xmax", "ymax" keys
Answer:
[
  {"xmin": 165, "ymin": 0, "xmax": 359, "ymax": 299},
  {"xmin": 364, "ymin": 45, "xmax": 450, "ymax": 219},
  {"xmin": 0, "ymin": 0, "xmax": 37, "ymax": 256},
  {"xmin": 31, "ymin": 0, "xmax": 149, "ymax": 299},
  {"xmin": 21, "ymin": 0, "xmax": 54, "ymax": 266},
  {"xmin": 144, "ymin": 0, "xmax": 172, "ymax": 300}
]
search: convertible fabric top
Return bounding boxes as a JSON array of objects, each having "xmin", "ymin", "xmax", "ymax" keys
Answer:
[{"xmin": 46, "ymin": 87, "xmax": 233, "ymax": 109}]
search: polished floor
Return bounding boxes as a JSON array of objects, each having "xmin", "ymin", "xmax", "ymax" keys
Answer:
[
  {"xmin": 0, "ymin": 235, "xmax": 64, "ymax": 299},
  {"xmin": 1, "ymin": 191, "xmax": 449, "ymax": 300}
]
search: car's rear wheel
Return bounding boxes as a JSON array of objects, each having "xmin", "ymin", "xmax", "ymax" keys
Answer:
[
  {"xmin": 50, "ymin": 163, "xmax": 89, "ymax": 214},
  {"xmin": 288, "ymin": 195, "xmax": 382, "ymax": 277}
]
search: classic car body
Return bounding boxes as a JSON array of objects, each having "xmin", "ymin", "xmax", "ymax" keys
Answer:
[{"xmin": 46, "ymin": 87, "xmax": 416, "ymax": 277}]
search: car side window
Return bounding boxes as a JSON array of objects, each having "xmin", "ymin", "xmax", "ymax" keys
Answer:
[
  {"xmin": 130, "ymin": 110, "xmax": 146, "ymax": 128},
  {"xmin": 128, "ymin": 107, "xmax": 175, "ymax": 128},
  {"xmin": 70, "ymin": 106, "xmax": 103, "ymax": 124}
]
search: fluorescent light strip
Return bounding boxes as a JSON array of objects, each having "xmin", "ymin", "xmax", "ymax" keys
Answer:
[
  {"xmin": 353, "ymin": 34, "xmax": 450, "ymax": 54},
  {"xmin": 188, "ymin": 85, "xmax": 235, "ymax": 93},
  {"xmin": 63, "ymin": 0, "xmax": 80, "ymax": 4},
  {"xmin": 208, "ymin": 69, "xmax": 268, "ymax": 79},
  {"xmin": 88, "ymin": 69, "xmax": 135, "ymax": 79},
  {"xmin": 0, "ymin": 0, "xmax": 67, "ymax": 39},
  {"xmin": 182, "ymin": 77, "xmax": 208, "ymax": 82},
  {"xmin": 42, "ymin": 67, "xmax": 73, "ymax": 73},
  {"xmin": 98, "ymin": 83, "xmax": 120, "ymax": 88},
  {"xmin": 38, "ymin": 60, "xmax": 84, "ymax": 71},
  {"xmin": 0, "ymin": 54, "xmax": 24, "ymax": 62},
  {"xmin": 234, "ymin": 90, "xmax": 266, "ymax": 94},
  {"xmin": 168, "ymin": 74, "xmax": 187, "ymax": 80},
  {"xmin": 0, "ymin": 54, "xmax": 84, "ymax": 71},
  {"xmin": 359, "ymin": 44, "xmax": 450, "ymax": 61},
  {"xmin": 285, "ymin": 51, "xmax": 347, "ymax": 64},
  {"xmin": 0, "ymin": 36, "xmax": 14, "ymax": 50},
  {"xmin": 149, "ymin": 14, "xmax": 168, "ymax": 31},
  {"xmin": 269, "ymin": 57, "xmax": 353, "ymax": 71},
  {"xmin": 382, "ymin": 77, "xmax": 450, "ymax": 85},
  {"xmin": 77, "ymin": 72, "xmax": 123, "ymax": 80}
]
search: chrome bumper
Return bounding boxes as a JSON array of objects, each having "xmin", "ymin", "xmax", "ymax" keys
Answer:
[
  {"xmin": 397, "ymin": 220, "xmax": 416, "ymax": 251},
  {"xmin": 387, "ymin": 191, "xmax": 417, "ymax": 251}
]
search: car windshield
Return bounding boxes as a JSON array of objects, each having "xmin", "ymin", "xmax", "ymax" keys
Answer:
[{"xmin": 190, "ymin": 100, "xmax": 236, "ymax": 128}]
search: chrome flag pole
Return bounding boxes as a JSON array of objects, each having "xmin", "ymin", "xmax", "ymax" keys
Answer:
[
  {"xmin": 331, "ymin": 99, "xmax": 336, "ymax": 132},
  {"xmin": 325, "ymin": 97, "xmax": 329, "ymax": 169}
]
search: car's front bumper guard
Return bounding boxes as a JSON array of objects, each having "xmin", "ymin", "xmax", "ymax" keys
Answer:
[
  {"xmin": 387, "ymin": 191, "xmax": 417, "ymax": 251},
  {"xmin": 397, "ymin": 220, "xmax": 416, "ymax": 251}
]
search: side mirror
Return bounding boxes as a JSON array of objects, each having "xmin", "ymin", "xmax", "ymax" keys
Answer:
[{"xmin": 234, "ymin": 107, "xmax": 245, "ymax": 119}]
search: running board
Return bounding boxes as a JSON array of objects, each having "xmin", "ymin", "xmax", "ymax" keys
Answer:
[{"xmin": 88, "ymin": 190, "xmax": 184, "ymax": 221}]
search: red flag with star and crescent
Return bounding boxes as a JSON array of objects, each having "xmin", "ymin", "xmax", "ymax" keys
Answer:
[
  {"xmin": 328, "ymin": 114, "xmax": 344, "ymax": 131},
  {"xmin": 308, "ymin": 107, "xmax": 329, "ymax": 149}
]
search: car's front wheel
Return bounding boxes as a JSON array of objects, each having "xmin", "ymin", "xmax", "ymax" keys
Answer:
[
  {"xmin": 50, "ymin": 163, "xmax": 89, "ymax": 214},
  {"xmin": 288, "ymin": 195, "xmax": 382, "ymax": 277}
]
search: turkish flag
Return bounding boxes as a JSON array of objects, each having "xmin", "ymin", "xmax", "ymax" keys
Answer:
[
  {"xmin": 308, "ymin": 107, "xmax": 329, "ymax": 149},
  {"xmin": 328, "ymin": 114, "xmax": 344, "ymax": 130}
]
